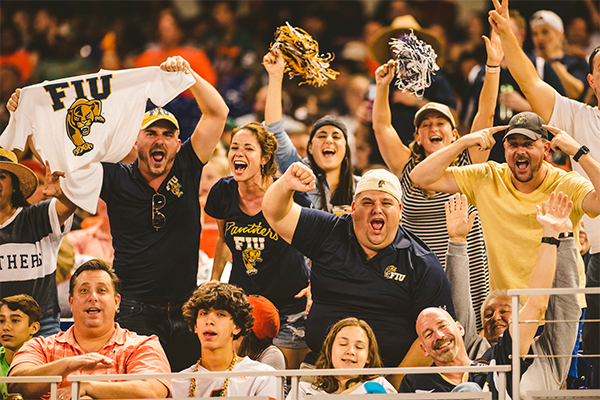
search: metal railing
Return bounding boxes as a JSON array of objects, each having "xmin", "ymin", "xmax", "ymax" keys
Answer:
[
  {"xmin": 4, "ymin": 287, "xmax": 598, "ymax": 400},
  {"xmin": 67, "ymin": 365, "xmax": 509, "ymax": 400},
  {"xmin": 508, "ymin": 286, "xmax": 600, "ymax": 400}
]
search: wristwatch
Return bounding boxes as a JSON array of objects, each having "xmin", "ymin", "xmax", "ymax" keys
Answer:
[
  {"xmin": 573, "ymin": 145, "xmax": 590, "ymax": 162},
  {"xmin": 541, "ymin": 236, "xmax": 560, "ymax": 246}
]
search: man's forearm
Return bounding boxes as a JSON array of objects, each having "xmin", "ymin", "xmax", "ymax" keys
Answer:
[
  {"xmin": 409, "ymin": 139, "xmax": 465, "ymax": 188},
  {"xmin": 189, "ymin": 69, "xmax": 228, "ymax": 119},
  {"xmin": 389, "ymin": 338, "xmax": 432, "ymax": 390},
  {"xmin": 8, "ymin": 361, "xmax": 73, "ymax": 398},
  {"xmin": 578, "ymin": 153, "xmax": 600, "ymax": 215},
  {"xmin": 263, "ymin": 179, "xmax": 295, "ymax": 224},
  {"xmin": 85, "ymin": 379, "xmax": 168, "ymax": 399}
]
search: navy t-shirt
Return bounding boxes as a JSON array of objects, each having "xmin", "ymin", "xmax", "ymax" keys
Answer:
[
  {"xmin": 400, "ymin": 328, "xmax": 533, "ymax": 399},
  {"xmin": 204, "ymin": 176, "xmax": 311, "ymax": 311},
  {"xmin": 101, "ymin": 139, "xmax": 203, "ymax": 303},
  {"xmin": 292, "ymin": 208, "xmax": 455, "ymax": 367}
]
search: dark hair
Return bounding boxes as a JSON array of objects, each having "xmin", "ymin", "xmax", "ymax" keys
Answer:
[
  {"xmin": 237, "ymin": 330, "xmax": 274, "ymax": 360},
  {"xmin": 7, "ymin": 172, "xmax": 30, "ymax": 208},
  {"xmin": 0, "ymin": 294, "xmax": 41, "ymax": 325},
  {"xmin": 69, "ymin": 259, "xmax": 122, "ymax": 296},
  {"xmin": 182, "ymin": 282, "xmax": 254, "ymax": 337},
  {"xmin": 308, "ymin": 121, "xmax": 354, "ymax": 210},
  {"xmin": 589, "ymin": 46, "xmax": 600, "ymax": 74},
  {"xmin": 230, "ymin": 122, "xmax": 278, "ymax": 185},
  {"xmin": 313, "ymin": 318, "xmax": 383, "ymax": 393}
]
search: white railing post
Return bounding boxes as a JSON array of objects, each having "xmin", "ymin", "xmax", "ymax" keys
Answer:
[
  {"xmin": 512, "ymin": 293, "xmax": 521, "ymax": 400},
  {"xmin": 290, "ymin": 375, "xmax": 299, "ymax": 400}
]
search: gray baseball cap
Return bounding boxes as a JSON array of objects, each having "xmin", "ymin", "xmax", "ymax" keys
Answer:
[{"xmin": 503, "ymin": 112, "xmax": 551, "ymax": 141}]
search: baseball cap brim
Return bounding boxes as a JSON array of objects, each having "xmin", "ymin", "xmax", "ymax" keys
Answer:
[
  {"xmin": 503, "ymin": 128, "xmax": 548, "ymax": 141},
  {"xmin": 141, "ymin": 109, "xmax": 179, "ymax": 130}
]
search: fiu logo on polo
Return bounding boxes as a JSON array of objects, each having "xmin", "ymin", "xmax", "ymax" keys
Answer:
[
  {"xmin": 66, "ymin": 98, "xmax": 105, "ymax": 156},
  {"xmin": 384, "ymin": 265, "xmax": 405, "ymax": 281},
  {"xmin": 166, "ymin": 176, "xmax": 183, "ymax": 197}
]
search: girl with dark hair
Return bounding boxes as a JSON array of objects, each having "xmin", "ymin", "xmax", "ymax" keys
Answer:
[
  {"xmin": 0, "ymin": 149, "xmax": 76, "ymax": 336},
  {"xmin": 290, "ymin": 318, "xmax": 396, "ymax": 399},
  {"xmin": 205, "ymin": 123, "xmax": 311, "ymax": 369},
  {"xmin": 263, "ymin": 49, "xmax": 359, "ymax": 212}
]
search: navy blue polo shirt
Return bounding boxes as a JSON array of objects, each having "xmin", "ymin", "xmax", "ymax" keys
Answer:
[
  {"xmin": 292, "ymin": 208, "xmax": 455, "ymax": 367},
  {"xmin": 100, "ymin": 139, "xmax": 203, "ymax": 303}
]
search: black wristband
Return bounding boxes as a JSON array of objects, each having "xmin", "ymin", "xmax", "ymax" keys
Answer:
[
  {"xmin": 558, "ymin": 232, "xmax": 574, "ymax": 238},
  {"xmin": 573, "ymin": 145, "xmax": 590, "ymax": 162},
  {"xmin": 541, "ymin": 236, "xmax": 560, "ymax": 246}
]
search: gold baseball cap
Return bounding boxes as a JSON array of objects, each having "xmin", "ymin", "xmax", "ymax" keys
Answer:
[{"xmin": 141, "ymin": 108, "xmax": 179, "ymax": 130}]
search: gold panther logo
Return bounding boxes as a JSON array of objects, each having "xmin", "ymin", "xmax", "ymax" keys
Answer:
[
  {"xmin": 66, "ymin": 98, "xmax": 105, "ymax": 156},
  {"xmin": 242, "ymin": 248, "xmax": 262, "ymax": 276}
]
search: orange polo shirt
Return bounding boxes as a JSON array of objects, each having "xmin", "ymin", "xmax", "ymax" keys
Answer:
[{"xmin": 10, "ymin": 323, "xmax": 171, "ymax": 398}]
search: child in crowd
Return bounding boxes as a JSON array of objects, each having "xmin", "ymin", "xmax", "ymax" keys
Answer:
[
  {"xmin": 0, "ymin": 294, "xmax": 41, "ymax": 398},
  {"xmin": 235, "ymin": 295, "xmax": 286, "ymax": 370},
  {"xmin": 292, "ymin": 318, "xmax": 396, "ymax": 399},
  {"xmin": 172, "ymin": 282, "xmax": 278, "ymax": 398}
]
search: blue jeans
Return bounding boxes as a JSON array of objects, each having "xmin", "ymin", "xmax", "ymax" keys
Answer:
[
  {"xmin": 35, "ymin": 313, "xmax": 60, "ymax": 337},
  {"xmin": 116, "ymin": 298, "xmax": 200, "ymax": 372}
]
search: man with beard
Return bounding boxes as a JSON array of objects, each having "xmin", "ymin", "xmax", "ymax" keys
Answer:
[
  {"xmin": 400, "ymin": 192, "xmax": 577, "ymax": 396},
  {"xmin": 99, "ymin": 56, "xmax": 228, "ymax": 371},
  {"xmin": 410, "ymin": 111, "xmax": 600, "ymax": 309}
]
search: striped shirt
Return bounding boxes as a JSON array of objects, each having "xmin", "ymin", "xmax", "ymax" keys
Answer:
[{"xmin": 401, "ymin": 151, "xmax": 488, "ymax": 330}]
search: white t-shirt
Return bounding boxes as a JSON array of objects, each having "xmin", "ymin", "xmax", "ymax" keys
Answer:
[
  {"xmin": 172, "ymin": 356, "xmax": 278, "ymax": 399},
  {"xmin": 290, "ymin": 376, "xmax": 396, "ymax": 400},
  {"xmin": 550, "ymin": 91, "xmax": 600, "ymax": 253},
  {"xmin": 257, "ymin": 345, "xmax": 286, "ymax": 371},
  {"xmin": 0, "ymin": 67, "xmax": 194, "ymax": 213}
]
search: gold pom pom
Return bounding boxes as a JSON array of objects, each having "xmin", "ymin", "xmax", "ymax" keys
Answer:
[{"xmin": 270, "ymin": 22, "xmax": 339, "ymax": 87}]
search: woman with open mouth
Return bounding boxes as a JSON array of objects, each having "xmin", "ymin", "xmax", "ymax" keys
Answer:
[
  {"xmin": 371, "ymin": 32, "xmax": 504, "ymax": 331},
  {"xmin": 263, "ymin": 49, "xmax": 359, "ymax": 214},
  {"xmin": 204, "ymin": 121, "xmax": 312, "ymax": 370},
  {"xmin": 290, "ymin": 317, "xmax": 396, "ymax": 399}
]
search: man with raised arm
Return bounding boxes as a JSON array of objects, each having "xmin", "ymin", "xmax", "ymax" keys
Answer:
[
  {"xmin": 400, "ymin": 192, "xmax": 578, "ymax": 397},
  {"xmin": 8, "ymin": 259, "xmax": 171, "ymax": 400},
  {"xmin": 263, "ymin": 164, "xmax": 454, "ymax": 388},
  {"xmin": 409, "ymin": 111, "xmax": 600, "ymax": 311},
  {"xmin": 6, "ymin": 56, "xmax": 229, "ymax": 371},
  {"xmin": 489, "ymin": 0, "xmax": 600, "ymax": 371}
]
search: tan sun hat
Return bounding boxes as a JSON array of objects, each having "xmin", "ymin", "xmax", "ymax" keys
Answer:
[
  {"xmin": 0, "ymin": 148, "xmax": 39, "ymax": 199},
  {"xmin": 368, "ymin": 15, "xmax": 444, "ymax": 67}
]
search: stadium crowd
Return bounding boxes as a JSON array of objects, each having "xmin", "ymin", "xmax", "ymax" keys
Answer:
[{"xmin": 1, "ymin": 0, "xmax": 599, "ymax": 398}]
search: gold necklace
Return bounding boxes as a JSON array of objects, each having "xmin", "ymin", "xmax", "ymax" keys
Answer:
[{"xmin": 189, "ymin": 351, "xmax": 238, "ymax": 397}]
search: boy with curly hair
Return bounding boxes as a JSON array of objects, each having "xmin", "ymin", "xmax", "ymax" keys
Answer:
[{"xmin": 172, "ymin": 282, "xmax": 278, "ymax": 398}]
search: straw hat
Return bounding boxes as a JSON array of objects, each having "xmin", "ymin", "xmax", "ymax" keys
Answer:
[
  {"xmin": 368, "ymin": 15, "xmax": 444, "ymax": 67},
  {"xmin": 0, "ymin": 148, "xmax": 39, "ymax": 199}
]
